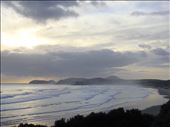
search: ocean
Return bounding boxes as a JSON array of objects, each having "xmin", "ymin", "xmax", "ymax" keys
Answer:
[{"xmin": 1, "ymin": 83, "xmax": 168, "ymax": 127}]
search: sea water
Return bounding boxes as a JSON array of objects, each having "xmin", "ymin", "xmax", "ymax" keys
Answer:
[{"xmin": 1, "ymin": 84, "xmax": 168, "ymax": 127}]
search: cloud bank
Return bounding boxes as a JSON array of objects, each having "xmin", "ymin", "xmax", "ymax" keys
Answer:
[{"xmin": 1, "ymin": 48, "xmax": 147, "ymax": 78}]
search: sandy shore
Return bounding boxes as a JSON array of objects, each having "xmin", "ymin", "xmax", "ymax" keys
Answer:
[{"xmin": 142, "ymin": 87, "xmax": 170, "ymax": 115}]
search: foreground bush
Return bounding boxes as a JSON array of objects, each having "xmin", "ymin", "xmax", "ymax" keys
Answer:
[
  {"xmin": 152, "ymin": 100, "xmax": 170, "ymax": 127},
  {"xmin": 18, "ymin": 123, "xmax": 47, "ymax": 127}
]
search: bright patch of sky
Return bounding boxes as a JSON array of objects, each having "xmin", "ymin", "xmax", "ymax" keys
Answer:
[{"xmin": 1, "ymin": 1, "xmax": 169, "ymax": 82}]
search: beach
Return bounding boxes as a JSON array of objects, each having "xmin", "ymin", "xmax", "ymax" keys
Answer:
[{"xmin": 142, "ymin": 86, "xmax": 170, "ymax": 115}]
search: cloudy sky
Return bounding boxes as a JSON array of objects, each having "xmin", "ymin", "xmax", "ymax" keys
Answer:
[{"xmin": 1, "ymin": 1, "xmax": 170, "ymax": 83}]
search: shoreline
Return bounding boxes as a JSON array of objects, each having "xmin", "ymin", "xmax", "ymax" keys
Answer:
[{"xmin": 142, "ymin": 87, "xmax": 170, "ymax": 115}]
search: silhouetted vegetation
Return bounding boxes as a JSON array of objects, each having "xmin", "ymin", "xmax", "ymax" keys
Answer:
[
  {"xmin": 52, "ymin": 108, "xmax": 154, "ymax": 127},
  {"xmin": 18, "ymin": 100, "xmax": 170, "ymax": 127},
  {"xmin": 152, "ymin": 100, "xmax": 170, "ymax": 127},
  {"xmin": 18, "ymin": 123, "xmax": 47, "ymax": 127}
]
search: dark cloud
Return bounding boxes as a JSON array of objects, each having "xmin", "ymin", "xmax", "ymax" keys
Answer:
[
  {"xmin": 152, "ymin": 48, "xmax": 170, "ymax": 56},
  {"xmin": 90, "ymin": 1, "xmax": 106, "ymax": 7},
  {"xmin": 131, "ymin": 10, "xmax": 169, "ymax": 16},
  {"xmin": 1, "ymin": 49, "xmax": 146, "ymax": 78},
  {"xmin": 2, "ymin": 1, "xmax": 79, "ymax": 22},
  {"xmin": 138, "ymin": 44, "xmax": 151, "ymax": 49}
]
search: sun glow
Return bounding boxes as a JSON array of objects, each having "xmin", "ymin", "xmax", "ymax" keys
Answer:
[{"xmin": 2, "ymin": 29, "xmax": 47, "ymax": 50}]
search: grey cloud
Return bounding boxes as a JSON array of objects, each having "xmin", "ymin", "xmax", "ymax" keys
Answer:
[
  {"xmin": 152, "ymin": 48, "xmax": 170, "ymax": 56},
  {"xmin": 131, "ymin": 10, "xmax": 169, "ymax": 16},
  {"xmin": 1, "ymin": 49, "xmax": 146, "ymax": 78},
  {"xmin": 2, "ymin": 1, "xmax": 79, "ymax": 22},
  {"xmin": 90, "ymin": 1, "xmax": 106, "ymax": 7},
  {"xmin": 139, "ymin": 55, "xmax": 169, "ymax": 68},
  {"xmin": 138, "ymin": 44, "xmax": 151, "ymax": 49},
  {"xmin": 137, "ymin": 48, "xmax": 170, "ymax": 68}
]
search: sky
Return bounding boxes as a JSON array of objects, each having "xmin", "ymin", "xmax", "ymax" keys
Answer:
[{"xmin": 1, "ymin": 1, "xmax": 170, "ymax": 83}]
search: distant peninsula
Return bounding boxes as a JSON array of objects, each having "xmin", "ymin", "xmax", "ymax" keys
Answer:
[
  {"xmin": 57, "ymin": 76, "xmax": 124, "ymax": 85},
  {"xmin": 29, "ymin": 76, "xmax": 170, "ymax": 87},
  {"xmin": 29, "ymin": 80, "xmax": 56, "ymax": 84}
]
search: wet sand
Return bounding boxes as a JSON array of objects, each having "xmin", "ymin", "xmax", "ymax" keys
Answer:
[{"xmin": 142, "ymin": 87, "xmax": 170, "ymax": 115}]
